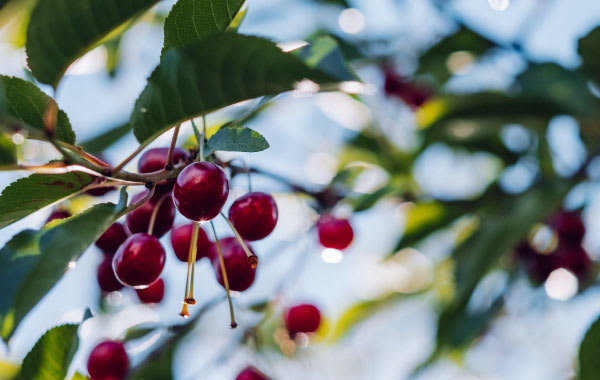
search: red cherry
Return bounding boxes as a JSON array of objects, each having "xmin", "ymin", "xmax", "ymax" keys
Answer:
[
  {"xmin": 383, "ymin": 69, "xmax": 432, "ymax": 108},
  {"xmin": 229, "ymin": 192, "xmax": 278, "ymax": 241},
  {"xmin": 285, "ymin": 303, "xmax": 321, "ymax": 336},
  {"xmin": 554, "ymin": 242, "xmax": 592, "ymax": 281},
  {"xmin": 170, "ymin": 224, "xmax": 213, "ymax": 262},
  {"xmin": 549, "ymin": 210, "xmax": 585, "ymax": 243},
  {"xmin": 85, "ymin": 179, "xmax": 116, "ymax": 197},
  {"xmin": 317, "ymin": 215, "xmax": 354, "ymax": 250},
  {"xmin": 87, "ymin": 340, "xmax": 129, "ymax": 380},
  {"xmin": 112, "ymin": 233, "xmax": 166, "ymax": 288},
  {"xmin": 515, "ymin": 241, "xmax": 556, "ymax": 284},
  {"xmin": 136, "ymin": 278, "xmax": 165, "ymax": 304},
  {"xmin": 209, "ymin": 237, "xmax": 256, "ymax": 292},
  {"xmin": 96, "ymin": 223, "xmax": 129, "ymax": 255},
  {"xmin": 236, "ymin": 366, "xmax": 270, "ymax": 380},
  {"xmin": 97, "ymin": 256, "xmax": 124, "ymax": 293},
  {"xmin": 126, "ymin": 191, "xmax": 175, "ymax": 238},
  {"xmin": 138, "ymin": 147, "xmax": 188, "ymax": 173},
  {"xmin": 173, "ymin": 162, "xmax": 229, "ymax": 222},
  {"xmin": 45, "ymin": 210, "xmax": 71, "ymax": 224}
]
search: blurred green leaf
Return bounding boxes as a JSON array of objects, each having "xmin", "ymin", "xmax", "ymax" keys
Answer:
[
  {"xmin": 80, "ymin": 122, "xmax": 131, "ymax": 155},
  {"xmin": 307, "ymin": 30, "xmax": 365, "ymax": 61},
  {"xmin": 104, "ymin": 36, "xmax": 124, "ymax": 77},
  {"xmin": 14, "ymin": 324, "xmax": 79, "ymax": 380},
  {"xmin": 295, "ymin": 35, "xmax": 357, "ymax": 81},
  {"xmin": 579, "ymin": 313, "xmax": 600, "ymax": 380},
  {"xmin": 70, "ymin": 373, "xmax": 89, "ymax": 380},
  {"xmin": 163, "ymin": 0, "xmax": 246, "ymax": 50},
  {"xmin": 417, "ymin": 26, "xmax": 495, "ymax": 85},
  {"xmin": 351, "ymin": 185, "xmax": 398, "ymax": 212},
  {"xmin": 26, "ymin": 0, "xmax": 158, "ymax": 87},
  {"xmin": 131, "ymin": 33, "xmax": 340, "ymax": 144},
  {"xmin": 0, "ymin": 76, "xmax": 75, "ymax": 144},
  {"xmin": 0, "ymin": 193, "xmax": 127, "ymax": 341},
  {"xmin": 123, "ymin": 325, "xmax": 158, "ymax": 342},
  {"xmin": 0, "ymin": 133, "xmax": 16, "ymax": 166},
  {"xmin": 314, "ymin": 0, "xmax": 350, "ymax": 7},
  {"xmin": 0, "ymin": 172, "xmax": 93, "ymax": 229},
  {"xmin": 204, "ymin": 125, "xmax": 269, "ymax": 156},
  {"xmin": 578, "ymin": 26, "xmax": 600, "ymax": 86}
]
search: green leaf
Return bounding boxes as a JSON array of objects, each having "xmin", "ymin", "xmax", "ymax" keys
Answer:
[
  {"xmin": 295, "ymin": 35, "xmax": 356, "ymax": 81},
  {"xmin": 80, "ymin": 122, "xmax": 131, "ymax": 155},
  {"xmin": 0, "ymin": 133, "xmax": 16, "ymax": 165},
  {"xmin": 70, "ymin": 373, "xmax": 89, "ymax": 380},
  {"xmin": 0, "ymin": 172, "xmax": 93, "ymax": 229},
  {"xmin": 351, "ymin": 185, "xmax": 397, "ymax": 212},
  {"xmin": 14, "ymin": 324, "xmax": 79, "ymax": 380},
  {"xmin": 0, "ymin": 76, "xmax": 75, "ymax": 143},
  {"xmin": 0, "ymin": 194, "xmax": 127, "ymax": 341},
  {"xmin": 329, "ymin": 292, "xmax": 413, "ymax": 342},
  {"xmin": 131, "ymin": 33, "xmax": 339, "ymax": 144},
  {"xmin": 123, "ymin": 325, "xmax": 157, "ymax": 341},
  {"xmin": 26, "ymin": 0, "xmax": 159, "ymax": 87},
  {"xmin": 417, "ymin": 27, "xmax": 495, "ymax": 85},
  {"xmin": 163, "ymin": 0, "xmax": 246, "ymax": 50},
  {"xmin": 204, "ymin": 125, "xmax": 269, "ymax": 156},
  {"xmin": 579, "ymin": 313, "xmax": 600, "ymax": 380},
  {"xmin": 578, "ymin": 26, "xmax": 600, "ymax": 86}
]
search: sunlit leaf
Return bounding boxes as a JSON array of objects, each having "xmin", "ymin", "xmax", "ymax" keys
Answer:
[{"xmin": 204, "ymin": 125, "xmax": 269, "ymax": 156}]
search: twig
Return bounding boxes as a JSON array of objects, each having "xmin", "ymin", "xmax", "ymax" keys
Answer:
[{"xmin": 166, "ymin": 124, "xmax": 181, "ymax": 169}]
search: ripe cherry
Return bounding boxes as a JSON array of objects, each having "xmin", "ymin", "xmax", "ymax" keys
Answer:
[
  {"xmin": 136, "ymin": 278, "xmax": 165, "ymax": 304},
  {"xmin": 87, "ymin": 340, "xmax": 129, "ymax": 380},
  {"xmin": 170, "ymin": 224, "xmax": 213, "ymax": 262},
  {"xmin": 97, "ymin": 256, "xmax": 124, "ymax": 293},
  {"xmin": 317, "ymin": 215, "xmax": 354, "ymax": 250},
  {"xmin": 515, "ymin": 241, "xmax": 555, "ymax": 284},
  {"xmin": 138, "ymin": 147, "xmax": 188, "ymax": 173},
  {"xmin": 173, "ymin": 162, "xmax": 229, "ymax": 222},
  {"xmin": 383, "ymin": 69, "xmax": 432, "ymax": 109},
  {"xmin": 236, "ymin": 366, "xmax": 270, "ymax": 380},
  {"xmin": 554, "ymin": 242, "xmax": 592, "ymax": 281},
  {"xmin": 112, "ymin": 233, "xmax": 166, "ymax": 288},
  {"xmin": 285, "ymin": 303, "xmax": 321, "ymax": 336},
  {"xmin": 45, "ymin": 209, "xmax": 71, "ymax": 224},
  {"xmin": 126, "ymin": 191, "xmax": 175, "ymax": 238},
  {"xmin": 229, "ymin": 192, "xmax": 278, "ymax": 241},
  {"xmin": 96, "ymin": 222, "xmax": 129, "ymax": 255},
  {"xmin": 85, "ymin": 180, "xmax": 116, "ymax": 197},
  {"xmin": 549, "ymin": 210, "xmax": 585, "ymax": 243},
  {"xmin": 210, "ymin": 237, "xmax": 256, "ymax": 292}
]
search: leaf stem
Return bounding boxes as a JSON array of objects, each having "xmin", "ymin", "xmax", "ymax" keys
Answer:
[{"xmin": 210, "ymin": 221, "xmax": 237, "ymax": 329}]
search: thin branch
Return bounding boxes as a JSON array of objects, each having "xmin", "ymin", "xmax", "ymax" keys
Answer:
[{"xmin": 166, "ymin": 124, "xmax": 181, "ymax": 169}]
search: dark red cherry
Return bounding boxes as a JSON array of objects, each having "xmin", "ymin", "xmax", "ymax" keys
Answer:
[
  {"xmin": 317, "ymin": 215, "xmax": 354, "ymax": 250},
  {"xmin": 85, "ymin": 180, "xmax": 116, "ymax": 197},
  {"xmin": 170, "ymin": 224, "xmax": 213, "ymax": 262},
  {"xmin": 229, "ymin": 192, "xmax": 278, "ymax": 241},
  {"xmin": 96, "ymin": 222, "xmax": 129, "ymax": 255},
  {"xmin": 135, "ymin": 278, "xmax": 165, "ymax": 304},
  {"xmin": 549, "ymin": 210, "xmax": 585, "ymax": 243},
  {"xmin": 112, "ymin": 233, "xmax": 166, "ymax": 288},
  {"xmin": 87, "ymin": 340, "xmax": 129, "ymax": 380},
  {"xmin": 285, "ymin": 303, "xmax": 321, "ymax": 336},
  {"xmin": 383, "ymin": 69, "xmax": 432, "ymax": 108},
  {"xmin": 173, "ymin": 162, "xmax": 229, "ymax": 222},
  {"xmin": 126, "ymin": 191, "xmax": 175, "ymax": 238},
  {"xmin": 97, "ymin": 256, "xmax": 124, "ymax": 292},
  {"xmin": 236, "ymin": 366, "xmax": 270, "ymax": 380},
  {"xmin": 45, "ymin": 209, "xmax": 71, "ymax": 224},
  {"xmin": 138, "ymin": 147, "xmax": 188, "ymax": 173},
  {"xmin": 554, "ymin": 242, "xmax": 592, "ymax": 281},
  {"xmin": 209, "ymin": 237, "xmax": 256, "ymax": 292},
  {"xmin": 515, "ymin": 241, "xmax": 556, "ymax": 284}
]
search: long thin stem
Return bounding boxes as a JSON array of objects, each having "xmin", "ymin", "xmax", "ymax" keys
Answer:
[
  {"xmin": 112, "ymin": 140, "xmax": 150, "ymax": 174},
  {"xmin": 181, "ymin": 221, "xmax": 200, "ymax": 317},
  {"xmin": 210, "ymin": 221, "xmax": 237, "ymax": 329},
  {"xmin": 187, "ymin": 221, "xmax": 200, "ymax": 303},
  {"xmin": 166, "ymin": 123, "xmax": 181, "ymax": 169},
  {"xmin": 58, "ymin": 142, "xmax": 111, "ymax": 167},
  {"xmin": 220, "ymin": 212, "xmax": 257, "ymax": 268},
  {"xmin": 200, "ymin": 116, "xmax": 206, "ymax": 162},
  {"xmin": 147, "ymin": 193, "xmax": 168, "ymax": 236},
  {"xmin": 115, "ymin": 185, "xmax": 155, "ymax": 219}
]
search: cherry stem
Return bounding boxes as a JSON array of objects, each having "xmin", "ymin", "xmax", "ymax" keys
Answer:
[
  {"xmin": 182, "ymin": 221, "xmax": 200, "ymax": 312},
  {"xmin": 166, "ymin": 123, "xmax": 181, "ymax": 169},
  {"xmin": 210, "ymin": 221, "xmax": 237, "ymax": 329},
  {"xmin": 111, "ymin": 140, "xmax": 152, "ymax": 175},
  {"xmin": 120, "ymin": 185, "xmax": 155, "ymax": 218},
  {"xmin": 230, "ymin": 158, "xmax": 252, "ymax": 192},
  {"xmin": 147, "ymin": 193, "xmax": 169, "ymax": 236},
  {"xmin": 220, "ymin": 212, "xmax": 257, "ymax": 268}
]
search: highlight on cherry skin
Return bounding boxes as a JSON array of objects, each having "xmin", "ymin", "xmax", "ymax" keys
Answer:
[
  {"xmin": 170, "ymin": 223, "xmax": 213, "ymax": 262},
  {"xmin": 229, "ymin": 191, "xmax": 278, "ymax": 241},
  {"xmin": 317, "ymin": 214, "xmax": 354, "ymax": 250},
  {"xmin": 87, "ymin": 340, "xmax": 129, "ymax": 380},
  {"xmin": 173, "ymin": 161, "xmax": 230, "ymax": 222},
  {"xmin": 285, "ymin": 303, "xmax": 322, "ymax": 337},
  {"xmin": 210, "ymin": 236, "xmax": 257, "ymax": 292},
  {"xmin": 126, "ymin": 190, "xmax": 175, "ymax": 238},
  {"xmin": 112, "ymin": 233, "xmax": 166, "ymax": 289},
  {"xmin": 236, "ymin": 366, "xmax": 271, "ymax": 380}
]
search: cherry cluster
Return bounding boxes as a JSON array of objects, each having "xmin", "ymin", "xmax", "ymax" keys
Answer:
[
  {"xmin": 73, "ymin": 145, "xmax": 354, "ymax": 379},
  {"xmin": 516, "ymin": 209, "xmax": 592, "ymax": 285}
]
